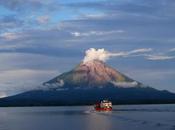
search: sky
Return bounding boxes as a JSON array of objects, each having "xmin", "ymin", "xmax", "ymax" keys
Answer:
[{"xmin": 0, "ymin": 0, "xmax": 175, "ymax": 97}]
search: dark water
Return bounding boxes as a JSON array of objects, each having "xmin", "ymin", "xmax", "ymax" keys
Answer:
[{"xmin": 0, "ymin": 104, "xmax": 175, "ymax": 130}]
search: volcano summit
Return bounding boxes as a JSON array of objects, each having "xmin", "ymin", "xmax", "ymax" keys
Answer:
[{"xmin": 0, "ymin": 49, "xmax": 175, "ymax": 106}]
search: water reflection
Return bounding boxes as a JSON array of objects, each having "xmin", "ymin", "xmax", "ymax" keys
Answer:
[
  {"xmin": 86, "ymin": 111, "xmax": 112, "ymax": 130},
  {"xmin": 0, "ymin": 105, "xmax": 175, "ymax": 130},
  {"xmin": 21, "ymin": 110, "xmax": 91, "ymax": 116}
]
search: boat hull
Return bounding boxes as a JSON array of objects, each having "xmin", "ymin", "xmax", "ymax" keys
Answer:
[{"xmin": 95, "ymin": 107, "xmax": 112, "ymax": 111}]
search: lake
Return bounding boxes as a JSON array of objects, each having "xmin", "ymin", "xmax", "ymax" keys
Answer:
[{"xmin": 0, "ymin": 104, "xmax": 175, "ymax": 130}]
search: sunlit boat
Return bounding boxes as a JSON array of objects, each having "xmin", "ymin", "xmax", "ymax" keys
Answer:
[{"xmin": 94, "ymin": 100, "xmax": 112, "ymax": 111}]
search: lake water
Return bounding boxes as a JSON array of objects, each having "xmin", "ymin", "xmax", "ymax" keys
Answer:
[{"xmin": 0, "ymin": 104, "xmax": 175, "ymax": 130}]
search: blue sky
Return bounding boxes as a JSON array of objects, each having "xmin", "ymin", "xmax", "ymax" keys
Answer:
[{"xmin": 0, "ymin": 0, "xmax": 175, "ymax": 97}]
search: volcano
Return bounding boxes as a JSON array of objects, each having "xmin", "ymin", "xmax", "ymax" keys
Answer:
[
  {"xmin": 0, "ymin": 60, "xmax": 175, "ymax": 106},
  {"xmin": 44, "ymin": 60, "xmax": 142, "ymax": 89}
]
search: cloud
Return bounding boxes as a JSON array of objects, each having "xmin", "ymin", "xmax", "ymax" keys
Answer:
[
  {"xmin": 169, "ymin": 48, "xmax": 175, "ymax": 52},
  {"xmin": 43, "ymin": 79, "xmax": 64, "ymax": 90},
  {"xmin": 0, "ymin": 51, "xmax": 82, "ymax": 96},
  {"xmin": 67, "ymin": 0, "xmax": 175, "ymax": 17},
  {"xmin": 0, "ymin": 91, "xmax": 7, "ymax": 98},
  {"xmin": 0, "ymin": 69, "xmax": 57, "ymax": 90},
  {"xmin": 81, "ymin": 13, "xmax": 107, "ymax": 19},
  {"xmin": 129, "ymin": 48, "xmax": 152, "ymax": 54},
  {"xmin": 111, "ymin": 81, "xmax": 138, "ymax": 88},
  {"xmin": 0, "ymin": 1, "xmax": 60, "ymax": 31},
  {"xmin": 146, "ymin": 55, "xmax": 175, "ymax": 60},
  {"xmin": 0, "ymin": 32, "xmax": 19, "ymax": 40},
  {"xmin": 123, "ymin": 68, "xmax": 175, "ymax": 92},
  {"xmin": 0, "ymin": 15, "xmax": 23, "ymax": 31},
  {"xmin": 83, "ymin": 48, "xmax": 175, "ymax": 63},
  {"xmin": 0, "ymin": 0, "xmax": 175, "ymax": 94},
  {"xmin": 83, "ymin": 48, "xmax": 110, "ymax": 63},
  {"xmin": 0, "ymin": 28, "xmax": 76, "ymax": 53},
  {"xmin": 0, "ymin": 0, "xmax": 54, "ymax": 12},
  {"xmin": 0, "ymin": 68, "xmax": 58, "ymax": 96},
  {"xmin": 83, "ymin": 48, "xmax": 153, "ymax": 63},
  {"xmin": 37, "ymin": 15, "xmax": 50, "ymax": 24},
  {"xmin": 71, "ymin": 30, "xmax": 125, "ymax": 37}
]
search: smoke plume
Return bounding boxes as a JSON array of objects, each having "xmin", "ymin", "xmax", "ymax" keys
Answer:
[
  {"xmin": 83, "ymin": 48, "xmax": 110, "ymax": 63},
  {"xmin": 83, "ymin": 48, "xmax": 152, "ymax": 63}
]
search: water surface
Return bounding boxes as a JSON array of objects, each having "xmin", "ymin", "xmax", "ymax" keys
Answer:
[{"xmin": 0, "ymin": 104, "xmax": 175, "ymax": 130}]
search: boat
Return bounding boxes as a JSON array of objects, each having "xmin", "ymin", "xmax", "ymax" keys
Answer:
[{"xmin": 94, "ymin": 100, "xmax": 112, "ymax": 111}]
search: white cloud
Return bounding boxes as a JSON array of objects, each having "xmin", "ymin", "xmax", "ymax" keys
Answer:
[
  {"xmin": 56, "ymin": 79, "xmax": 64, "ymax": 87},
  {"xmin": 111, "ymin": 81, "xmax": 138, "ymax": 88},
  {"xmin": 0, "ymin": 52, "xmax": 67, "ymax": 96},
  {"xmin": 37, "ymin": 15, "xmax": 49, "ymax": 24},
  {"xmin": 1, "ymin": 32, "xmax": 19, "ymax": 40},
  {"xmin": 0, "ymin": 69, "xmax": 57, "ymax": 90},
  {"xmin": 129, "ymin": 48, "xmax": 152, "ymax": 54},
  {"xmin": 71, "ymin": 30, "xmax": 125, "ymax": 37},
  {"xmin": 71, "ymin": 32, "xmax": 81, "ymax": 37},
  {"xmin": 0, "ymin": 91, "xmax": 7, "ymax": 98},
  {"xmin": 83, "ymin": 13, "xmax": 106, "ymax": 19},
  {"xmin": 122, "ymin": 68, "xmax": 175, "ymax": 92},
  {"xmin": 169, "ymin": 48, "xmax": 175, "ymax": 52},
  {"xmin": 146, "ymin": 55, "xmax": 175, "ymax": 60},
  {"xmin": 43, "ymin": 79, "xmax": 64, "ymax": 90}
]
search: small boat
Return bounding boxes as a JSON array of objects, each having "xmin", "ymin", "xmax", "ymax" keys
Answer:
[{"xmin": 94, "ymin": 100, "xmax": 112, "ymax": 111}]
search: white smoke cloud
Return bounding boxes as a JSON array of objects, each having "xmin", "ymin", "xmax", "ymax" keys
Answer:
[
  {"xmin": 83, "ymin": 48, "xmax": 152, "ymax": 63},
  {"xmin": 83, "ymin": 48, "xmax": 110, "ymax": 63}
]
